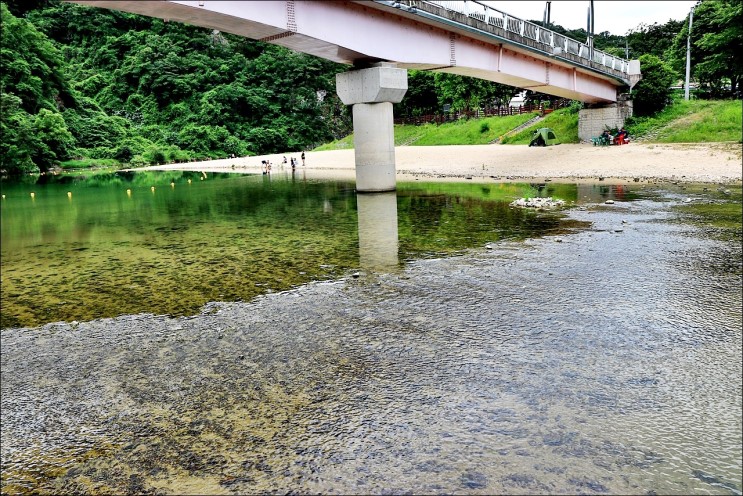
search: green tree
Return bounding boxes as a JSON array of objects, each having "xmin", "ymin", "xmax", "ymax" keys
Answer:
[
  {"xmin": 626, "ymin": 20, "xmax": 686, "ymax": 59},
  {"xmin": 0, "ymin": 92, "xmax": 40, "ymax": 173},
  {"xmin": 670, "ymin": 0, "xmax": 742, "ymax": 97},
  {"xmin": 31, "ymin": 108, "xmax": 75, "ymax": 169},
  {"xmin": 433, "ymin": 73, "xmax": 516, "ymax": 112},
  {"xmin": 631, "ymin": 54, "xmax": 677, "ymax": 116},
  {"xmin": 0, "ymin": 2, "xmax": 73, "ymax": 113},
  {"xmin": 395, "ymin": 70, "xmax": 439, "ymax": 117},
  {"xmin": 0, "ymin": 3, "xmax": 77, "ymax": 174}
]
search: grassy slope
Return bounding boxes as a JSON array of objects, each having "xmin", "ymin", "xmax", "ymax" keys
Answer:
[
  {"xmin": 627, "ymin": 98, "xmax": 741, "ymax": 143},
  {"xmin": 314, "ymin": 113, "xmax": 537, "ymax": 151},
  {"xmin": 499, "ymin": 108, "xmax": 579, "ymax": 145},
  {"xmin": 313, "ymin": 98, "xmax": 740, "ymax": 151}
]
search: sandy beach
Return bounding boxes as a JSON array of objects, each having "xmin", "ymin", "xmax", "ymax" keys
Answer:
[{"xmin": 140, "ymin": 142, "xmax": 743, "ymax": 184}]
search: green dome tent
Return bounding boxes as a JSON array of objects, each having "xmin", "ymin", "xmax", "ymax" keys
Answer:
[{"xmin": 528, "ymin": 128, "xmax": 559, "ymax": 147}]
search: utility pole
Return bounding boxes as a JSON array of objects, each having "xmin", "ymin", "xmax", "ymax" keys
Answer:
[
  {"xmin": 586, "ymin": 1, "xmax": 594, "ymax": 62},
  {"xmin": 685, "ymin": 5, "xmax": 695, "ymax": 101},
  {"xmin": 625, "ymin": 35, "xmax": 629, "ymax": 59}
]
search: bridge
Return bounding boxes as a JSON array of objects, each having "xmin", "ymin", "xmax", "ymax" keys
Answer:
[{"xmin": 71, "ymin": 0, "xmax": 642, "ymax": 191}]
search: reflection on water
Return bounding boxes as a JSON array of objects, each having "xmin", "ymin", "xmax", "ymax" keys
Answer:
[
  {"xmin": 1, "ymin": 182, "xmax": 740, "ymax": 495},
  {"xmin": 357, "ymin": 192, "xmax": 399, "ymax": 272},
  {"xmin": 1, "ymin": 172, "xmax": 576, "ymax": 329}
]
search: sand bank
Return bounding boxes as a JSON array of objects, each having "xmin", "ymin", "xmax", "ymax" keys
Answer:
[{"xmin": 138, "ymin": 142, "xmax": 742, "ymax": 184}]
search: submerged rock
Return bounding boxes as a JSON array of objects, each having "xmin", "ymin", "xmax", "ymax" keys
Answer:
[{"xmin": 509, "ymin": 197, "xmax": 565, "ymax": 209}]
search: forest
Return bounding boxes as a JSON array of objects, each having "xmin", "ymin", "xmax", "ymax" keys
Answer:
[{"xmin": 1, "ymin": 0, "xmax": 740, "ymax": 176}]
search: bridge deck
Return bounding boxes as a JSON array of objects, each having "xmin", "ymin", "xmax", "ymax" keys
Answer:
[{"xmin": 69, "ymin": 0, "xmax": 639, "ymax": 103}]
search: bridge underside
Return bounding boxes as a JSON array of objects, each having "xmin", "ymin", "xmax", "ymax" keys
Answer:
[
  {"xmin": 70, "ymin": 0, "xmax": 633, "ymax": 191},
  {"xmin": 72, "ymin": 0, "xmax": 623, "ymax": 104}
]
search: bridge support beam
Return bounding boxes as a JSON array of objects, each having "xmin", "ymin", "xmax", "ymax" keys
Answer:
[
  {"xmin": 336, "ymin": 63, "xmax": 407, "ymax": 192},
  {"xmin": 578, "ymin": 94, "xmax": 634, "ymax": 142}
]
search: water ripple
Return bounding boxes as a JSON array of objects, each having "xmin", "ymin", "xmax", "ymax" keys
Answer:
[{"xmin": 2, "ymin": 194, "xmax": 741, "ymax": 495}]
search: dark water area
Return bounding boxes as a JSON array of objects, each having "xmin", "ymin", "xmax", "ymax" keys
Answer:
[
  {"xmin": 2, "ymin": 171, "xmax": 592, "ymax": 329},
  {"xmin": 1, "ymin": 172, "xmax": 741, "ymax": 495}
]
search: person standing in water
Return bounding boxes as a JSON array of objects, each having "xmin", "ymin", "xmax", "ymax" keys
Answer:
[{"xmin": 301, "ymin": 151, "xmax": 305, "ymax": 166}]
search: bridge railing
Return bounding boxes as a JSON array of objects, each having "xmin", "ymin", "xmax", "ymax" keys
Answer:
[{"xmin": 402, "ymin": 0, "xmax": 630, "ymax": 77}]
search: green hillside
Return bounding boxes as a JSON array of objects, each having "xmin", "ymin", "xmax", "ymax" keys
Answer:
[{"xmin": 314, "ymin": 97, "xmax": 741, "ymax": 151}]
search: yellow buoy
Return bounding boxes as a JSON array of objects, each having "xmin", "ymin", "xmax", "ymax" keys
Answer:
[
  {"xmin": 151, "ymin": 186, "xmax": 155, "ymax": 192},
  {"xmin": 188, "ymin": 179, "xmax": 192, "ymax": 184},
  {"xmin": 2, "ymin": 194, "xmax": 5, "ymax": 200},
  {"xmin": 30, "ymin": 192, "xmax": 35, "ymax": 199},
  {"xmin": 127, "ymin": 189, "xmax": 132, "ymax": 197},
  {"xmin": 67, "ymin": 191, "xmax": 72, "ymax": 198},
  {"xmin": 170, "ymin": 182, "xmax": 175, "ymax": 188},
  {"xmin": 200, "ymin": 177, "xmax": 204, "ymax": 181}
]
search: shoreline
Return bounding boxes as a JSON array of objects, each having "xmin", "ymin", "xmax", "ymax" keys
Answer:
[{"xmin": 132, "ymin": 142, "xmax": 743, "ymax": 185}]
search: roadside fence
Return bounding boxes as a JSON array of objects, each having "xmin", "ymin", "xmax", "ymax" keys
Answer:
[{"xmin": 394, "ymin": 99, "xmax": 571, "ymax": 125}]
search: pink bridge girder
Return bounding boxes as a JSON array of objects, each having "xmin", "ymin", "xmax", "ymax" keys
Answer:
[{"xmin": 70, "ymin": 0, "xmax": 625, "ymax": 103}]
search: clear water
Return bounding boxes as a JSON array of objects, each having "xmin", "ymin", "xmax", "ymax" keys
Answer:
[
  {"xmin": 1, "ymin": 171, "xmax": 581, "ymax": 329},
  {"xmin": 1, "ymin": 173, "xmax": 740, "ymax": 495}
]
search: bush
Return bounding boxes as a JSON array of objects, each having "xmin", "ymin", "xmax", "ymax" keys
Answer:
[
  {"xmin": 114, "ymin": 145, "xmax": 133, "ymax": 163},
  {"xmin": 631, "ymin": 54, "xmax": 677, "ymax": 116},
  {"xmin": 223, "ymin": 135, "xmax": 248, "ymax": 157},
  {"xmin": 567, "ymin": 100, "xmax": 583, "ymax": 114},
  {"xmin": 142, "ymin": 146, "xmax": 166, "ymax": 165},
  {"xmin": 165, "ymin": 146, "xmax": 191, "ymax": 163},
  {"xmin": 129, "ymin": 155, "xmax": 148, "ymax": 168}
]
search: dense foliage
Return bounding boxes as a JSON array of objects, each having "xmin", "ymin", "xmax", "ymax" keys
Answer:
[
  {"xmin": 668, "ymin": 0, "xmax": 742, "ymax": 98},
  {"xmin": 630, "ymin": 54, "xmax": 678, "ymax": 116},
  {"xmin": 0, "ymin": 3, "xmax": 75, "ymax": 173},
  {"xmin": 1, "ymin": 0, "xmax": 740, "ymax": 176},
  {"xmin": 2, "ymin": 1, "xmax": 350, "ymax": 174},
  {"xmin": 394, "ymin": 71, "xmax": 519, "ymax": 117}
]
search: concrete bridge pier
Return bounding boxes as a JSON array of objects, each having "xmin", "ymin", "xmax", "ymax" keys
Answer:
[
  {"xmin": 357, "ymin": 191, "xmax": 399, "ymax": 271},
  {"xmin": 578, "ymin": 94, "xmax": 634, "ymax": 142},
  {"xmin": 578, "ymin": 60, "xmax": 640, "ymax": 142},
  {"xmin": 336, "ymin": 63, "xmax": 407, "ymax": 192}
]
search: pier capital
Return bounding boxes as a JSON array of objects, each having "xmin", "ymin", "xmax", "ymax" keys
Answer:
[{"xmin": 336, "ymin": 64, "xmax": 408, "ymax": 105}]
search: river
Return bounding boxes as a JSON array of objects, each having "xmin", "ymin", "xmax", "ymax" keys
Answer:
[{"xmin": 1, "ymin": 172, "xmax": 741, "ymax": 494}]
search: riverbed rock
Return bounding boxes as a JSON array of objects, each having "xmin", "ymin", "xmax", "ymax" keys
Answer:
[{"xmin": 509, "ymin": 197, "xmax": 565, "ymax": 209}]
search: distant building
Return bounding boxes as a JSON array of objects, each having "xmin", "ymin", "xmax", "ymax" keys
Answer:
[{"xmin": 509, "ymin": 91, "xmax": 526, "ymax": 108}]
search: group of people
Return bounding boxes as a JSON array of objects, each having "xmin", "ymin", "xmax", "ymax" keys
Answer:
[
  {"xmin": 600, "ymin": 127, "xmax": 629, "ymax": 145},
  {"xmin": 262, "ymin": 151, "xmax": 306, "ymax": 174}
]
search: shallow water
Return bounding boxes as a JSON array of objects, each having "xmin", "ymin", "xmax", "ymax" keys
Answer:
[
  {"xmin": 1, "ymin": 177, "xmax": 741, "ymax": 495},
  {"xmin": 1, "ymin": 171, "xmax": 582, "ymax": 329}
]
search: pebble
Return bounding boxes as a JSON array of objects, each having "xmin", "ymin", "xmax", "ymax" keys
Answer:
[{"xmin": 509, "ymin": 197, "xmax": 565, "ymax": 209}]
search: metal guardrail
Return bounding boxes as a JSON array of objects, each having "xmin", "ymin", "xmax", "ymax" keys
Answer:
[{"xmin": 401, "ymin": 0, "xmax": 631, "ymax": 76}]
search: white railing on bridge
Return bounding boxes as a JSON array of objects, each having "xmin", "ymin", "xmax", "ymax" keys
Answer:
[{"xmin": 408, "ymin": 0, "xmax": 630, "ymax": 76}]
